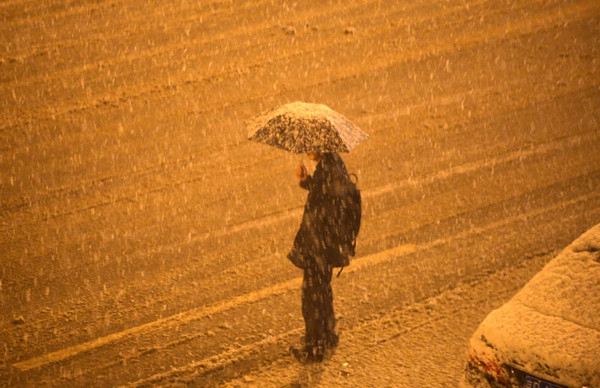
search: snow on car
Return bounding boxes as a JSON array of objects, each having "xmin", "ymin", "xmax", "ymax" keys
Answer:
[{"xmin": 464, "ymin": 224, "xmax": 600, "ymax": 388}]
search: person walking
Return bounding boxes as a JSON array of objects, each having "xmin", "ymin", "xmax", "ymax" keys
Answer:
[{"xmin": 288, "ymin": 151, "xmax": 351, "ymax": 362}]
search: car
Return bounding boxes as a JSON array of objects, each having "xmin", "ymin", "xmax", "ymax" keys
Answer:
[{"xmin": 464, "ymin": 224, "xmax": 600, "ymax": 388}]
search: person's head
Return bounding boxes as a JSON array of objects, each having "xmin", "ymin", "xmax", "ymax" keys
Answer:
[{"xmin": 306, "ymin": 152, "xmax": 323, "ymax": 162}]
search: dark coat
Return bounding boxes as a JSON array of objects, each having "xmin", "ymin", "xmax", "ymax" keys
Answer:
[{"xmin": 288, "ymin": 153, "xmax": 352, "ymax": 272}]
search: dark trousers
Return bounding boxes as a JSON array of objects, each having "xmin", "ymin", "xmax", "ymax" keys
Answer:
[{"xmin": 301, "ymin": 258, "xmax": 336, "ymax": 349}]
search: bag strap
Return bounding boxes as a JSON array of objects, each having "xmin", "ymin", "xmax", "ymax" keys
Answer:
[{"xmin": 337, "ymin": 266, "xmax": 344, "ymax": 277}]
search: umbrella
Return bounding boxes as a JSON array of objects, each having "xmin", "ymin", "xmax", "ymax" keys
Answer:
[{"xmin": 247, "ymin": 102, "xmax": 368, "ymax": 153}]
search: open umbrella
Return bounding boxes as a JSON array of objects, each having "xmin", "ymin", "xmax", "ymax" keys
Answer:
[{"xmin": 247, "ymin": 102, "xmax": 368, "ymax": 153}]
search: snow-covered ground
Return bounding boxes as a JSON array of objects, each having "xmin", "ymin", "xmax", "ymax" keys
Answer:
[{"xmin": 1, "ymin": 0, "xmax": 599, "ymax": 386}]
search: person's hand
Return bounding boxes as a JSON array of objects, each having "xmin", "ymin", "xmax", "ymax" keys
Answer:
[{"xmin": 296, "ymin": 162, "xmax": 308, "ymax": 181}]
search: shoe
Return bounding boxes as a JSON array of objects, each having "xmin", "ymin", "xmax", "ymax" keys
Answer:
[
  {"xmin": 313, "ymin": 344, "xmax": 325, "ymax": 362},
  {"xmin": 325, "ymin": 333, "xmax": 339, "ymax": 349},
  {"xmin": 290, "ymin": 345, "xmax": 315, "ymax": 363},
  {"xmin": 290, "ymin": 344, "xmax": 326, "ymax": 363}
]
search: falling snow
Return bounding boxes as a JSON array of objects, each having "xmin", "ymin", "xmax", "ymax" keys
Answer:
[{"xmin": 0, "ymin": 0, "xmax": 599, "ymax": 387}]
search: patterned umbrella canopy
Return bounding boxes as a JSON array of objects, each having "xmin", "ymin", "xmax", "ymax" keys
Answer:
[{"xmin": 247, "ymin": 102, "xmax": 368, "ymax": 153}]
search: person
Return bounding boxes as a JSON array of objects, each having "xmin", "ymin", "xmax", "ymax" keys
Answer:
[{"xmin": 288, "ymin": 151, "xmax": 352, "ymax": 363}]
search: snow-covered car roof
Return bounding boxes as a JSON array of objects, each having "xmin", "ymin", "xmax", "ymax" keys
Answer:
[{"xmin": 467, "ymin": 224, "xmax": 600, "ymax": 387}]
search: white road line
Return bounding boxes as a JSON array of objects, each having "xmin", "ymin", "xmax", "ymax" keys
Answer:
[
  {"xmin": 12, "ymin": 189, "xmax": 600, "ymax": 373},
  {"xmin": 126, "ymin": 208, "xmax": 588, "ymax": 388}
]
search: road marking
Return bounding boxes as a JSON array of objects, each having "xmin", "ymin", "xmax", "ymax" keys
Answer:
[
  {"xmin": 12, "ymin": 189, "xmax": 600, "ymax": 372},
  {"xmin": 12, "ymin": 244, "xmax": 417, "ymax": 372},
  {"xmin": 126, "ymin": 250, "xmax": 555, "ymax": 387}
]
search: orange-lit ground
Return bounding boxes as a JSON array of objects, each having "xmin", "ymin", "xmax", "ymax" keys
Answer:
[{"xmin": 1, "ymin": 0, "xmax": 599, "ymax": 386}]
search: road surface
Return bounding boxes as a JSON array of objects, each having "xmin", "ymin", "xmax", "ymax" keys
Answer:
[{"xmin": 1, "ymin": 0, "xmax": 599, "ymax": 386}]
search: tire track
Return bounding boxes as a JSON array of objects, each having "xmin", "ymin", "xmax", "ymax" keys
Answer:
[
  {"xmin": 0, "ymin": 0, "xmax": 490, "ymax": 132},
  {"xmin": 4, "ymin": 166, "xmax": 597, "ymax": 355},
  {"xmin": 1, "ymin": 92, "xmax": 597, "ymax": 298},
  {"xmin": 1, "ymin": 1, "xmax": 598, "ymax": 386},
  {"xmin": 0, "ymin": 0, "xmax": 230, "ymax": 31},
  {"xmin": 1, "ymin": 0, "xmax": 476, "ymax": 82},
  {"xmin": 1, "ymin": 0, "xmax": 578, "ymax": 133},
  {"xmin": 214, "ymin": 252, "xmax": 556, "ymax": 388},
  {"xmin": 9, "ymin": 137, "xmax": 600, "ymax": 374},
  {"xmin": 0, "ymin": 0, "xmax": 422, "ymax": 89},
  {"xmin": 97, "ymin": 0, "xmax": 594, "ymax": 124},
  {"xmin": 12, "ymin": 189, "xmax": 596, "ymax": 383},
  {"xmin": 1, "ymin": 84, "xmax": 596, "ymax": 319},
  {"xmin": 2, "ymin": 112, "xmax": 596, "ymax": 307},
  {"xmin": 93, "ymin": 127, "xmax": 600, "ymax": 254},
  {"xmin": 2, "ymin": 0, "xmax": 595, "ymax": 213},
  {"xmin": 3, "ymin": 67, "xmax": 597, "ymax": 225}
]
